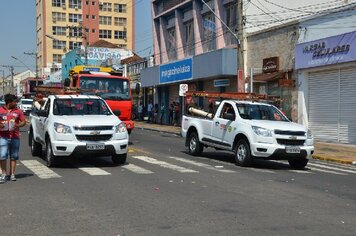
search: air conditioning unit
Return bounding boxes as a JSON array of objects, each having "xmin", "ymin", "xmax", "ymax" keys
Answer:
[
  {"xmin": 62, "ymin": 4, "xmax": 66, "ymax": 9},
  {"xmin": 53, "ymin": 19, "xmax": 57, "ymax": 23},
  {"xmin": 75, "ymin": 6, "xmax": 78, "ymax": 10},
  {"xmin": 99, "ymin": 2, "xmax": 104, "ymax": 6}
]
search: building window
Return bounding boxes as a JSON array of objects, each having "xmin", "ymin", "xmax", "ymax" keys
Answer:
[
  {"xmin": 184, "ymin": 21, "xmax": 194, "ymax": 57},
  {"xmin": 53, "ymin": 54, "xmax": 63, "ymax": 63},
  {"xmin": 52, "ymin": 12, "xmax": 66, "ymax": 22},
  {"xmin": 225, "ymin": 3, "xmax": 237, "ymax": 46},
  {"xmin": 69, "ymin": 27, "xmax": 82, "ymax": 37},
  {"xmin": 86, "ymin": 14, "xmax": 89, "ymax": 19},
  {"xmin": 53, "ymin": 40, "xmax": 66, "ymax": 50},
  {"xmin": 92, "ymin": 29, "xmax": 95, "ymax": 33},
  {"xmin": 52, "ymin": 26, "xmax": 67, "ymax": 36},
  {"xmin": 91, "ymin": 15, "xmax": 96, "ymax": 20},
  {"xmin": 118, "ymin": 44, "xmax": 127, "ymax": 49},
  {"xmin": 114, "ymin": 30, "xmax": 126, "ymax": 40},
  {"xmin": 114, "ymin": 17, "xmax": 126, "ymax": 26},
  {"xmin": 69, "ymin": 41, "xmax": 82, "ymax": 50},
  {"xmin": 114, "ymin": 4, "xmax": 126, "ymax": 13},
  {"xmin": 86, "ymin": 1, "xmax": 89, "ymax": 5},
  {"xmin": 99, "ymin": 16, "xmax": 112, "ymax": 25},
  {"xmin": 202, "ymin": 13, "xmax": 216, "ymax": 52},
  {"xmin": 167, "ymin": 28, "xmax": 177, "ymax": 61},
  {"xmin": 99, "ymin": 2, "xmax": 112, "ymax": 11},
  {"xmin": 69, "ymin": 0, "xmax": 81, "ymax": 9},
  {"xmin": 99, "ymin": 30, "xmax": 112, "ymax": 39},
  {"xmin": 92, "ymin": 1, "xmax": 95, "ymax": 5},
  {"xmin": 69, "ymin": 13, "xmax": 82, "ymax": 22},
  {"xmin": 52, "ymin": 0, "xmax": 65, "ymax": 7}
]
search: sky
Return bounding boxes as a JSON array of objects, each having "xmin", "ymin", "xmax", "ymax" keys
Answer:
[{"xmin": 0, "ymin": 0, "xmax": 153, "ymax": 76}]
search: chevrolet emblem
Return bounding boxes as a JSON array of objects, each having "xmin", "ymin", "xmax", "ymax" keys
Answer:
[
  {"xmin": 289, "ymin": 136, "xmax": 297, "ymax": 140},
  {"xmin": 90, "ymin": 131, "xmax": 101, "ymax": 135}
]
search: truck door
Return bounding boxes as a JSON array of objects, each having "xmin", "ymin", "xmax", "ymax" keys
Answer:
[
  {"xmin": 211, "ymin": 102, "xmax": 236, "ymax": 149},
  {"xmin": 38, "ymin": 99, "xmax": 51, "ymax": 142}
]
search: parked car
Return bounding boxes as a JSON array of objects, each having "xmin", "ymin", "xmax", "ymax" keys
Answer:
[{"xmin": 18, "ymin": 98, "xmax": 33, "ymax": 115}]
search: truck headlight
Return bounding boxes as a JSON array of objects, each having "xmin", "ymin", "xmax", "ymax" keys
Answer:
[
  {"xmin": 115, "ymin": 123, "xmax": 127, "ymax": 133},
  {"xmin": 54, "ymin": 122, "xmax": 72, "ymax": 134},
  {"xmin": 252, "ymin": 126, "xmax": 272, "ymax": 137},
  {"xmin": 307, "ymin": 129, "xmax": 313, "ymax": 139}
]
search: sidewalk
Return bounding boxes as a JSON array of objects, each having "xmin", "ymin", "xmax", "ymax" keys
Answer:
[{"xmin": 134, "ymin": 121, "xmax": 356, "ymax": 166}]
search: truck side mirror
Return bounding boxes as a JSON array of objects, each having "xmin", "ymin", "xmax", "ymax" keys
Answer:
[
  {"xmin": 64, "ymin": 78, "xmax": 70, "ymax": 87},
  {"xmin": 113, "ymin": 110, "xmax": 121, "ymax": 117},
  {"xmin": 37, "ymin": 109, "xmax": 48, "ymax": 117}
]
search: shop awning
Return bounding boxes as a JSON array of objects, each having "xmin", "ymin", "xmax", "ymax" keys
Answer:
[{"xmin": 246, "ymin": 70, "xmax": 292, "ymax": 83}]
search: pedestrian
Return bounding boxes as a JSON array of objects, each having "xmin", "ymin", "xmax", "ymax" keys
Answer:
[
  {"xmin": 159, "ymin": 103, "xmax": 165, "ymax": 124},
  {"xmin": 33, "ymin": 93, "xmax": 44, "ymax": 111},
  {"xmin": 174, "ymin": 102, "xmax": 180, "ymax": 126},
  {"xmin": 138, "ymin": 102, "xmax": 143, "ymax": 121},
  {"xmin": 153, "ymin": 104, "xmax": 159, "ymax": 123},
  {"xmin": 169, "ymin": 103, "xmax": 174, "ymax": 125},
  {"xmin": 147, "ymin": 100, "xmax": 153, "ymax": 123},
  {"xmin": 172, "ymin": 102, "xmax": 176, "ymax": 125},
  {"xmin": 0, "ymin": 94, "xmax": 26, "ymax": 183}
]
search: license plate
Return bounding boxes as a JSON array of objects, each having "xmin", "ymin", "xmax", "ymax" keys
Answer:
[
  {"xmin": 86, "ymin": 143, "xmax": 105, "ymax": 150},
  {"xmin": 285, "ymin": 146, "xmax": 301, "ymax": 154}
]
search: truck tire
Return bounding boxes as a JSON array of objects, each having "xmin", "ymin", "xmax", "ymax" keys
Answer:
[
  {"xmin": 29, "ymin": 131, "xmax": 42, "ymax": 157},
  {"xmin": 46, "ymin": 139, "xmax": 57, "ymax": 167},
  {"xmin": 112, "ymin": 153, "xmax": 127, "ymax": 165},
  {"xmin": 188, "ymin": 132, "xmax": 203, "ymax": 156},
  {"xmin": 288, "ymin": 159, "xmax": 308, "ymax": 169},
  {"xmin": 234, "ymin": 139, "xmax": 252, "ymax": 167}
]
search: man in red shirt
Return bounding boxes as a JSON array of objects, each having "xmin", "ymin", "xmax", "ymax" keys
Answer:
[{"xmin": 0, "ymin": 94, "xmax": 26, "ymax": 183}]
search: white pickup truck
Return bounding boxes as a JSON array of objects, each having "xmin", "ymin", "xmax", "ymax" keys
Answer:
[
  {"xmin": 29, "ymin": 94, "xmax": 129, "ymax": 167},
  {"xmin": 181, "ymin": 100, "xmax": 314, "ymax": 169}
]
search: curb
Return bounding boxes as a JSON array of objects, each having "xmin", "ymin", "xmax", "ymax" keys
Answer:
[
  {"xmin": 136, "ymin": 127, "xmax": 181, "ymax": 136},
  {"xmin": 312, "ymin": 154, "xmax": 354, "ymax": 165}
]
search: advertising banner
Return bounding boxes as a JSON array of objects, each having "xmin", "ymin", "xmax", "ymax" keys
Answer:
[{"xmin": 295, "ymin": 31, "xmax": 356, "ymax": 69}]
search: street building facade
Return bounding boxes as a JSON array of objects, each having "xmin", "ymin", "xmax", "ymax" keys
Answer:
[
  {"xmin": 295, "ymin": 5, "xmax": 356, "ymax": 144},
  {"xmin": 36, "ymin": 0, "xmax": 134, "ymax": 78},
  {"xmin": 141, "ymin": 0, "xmax": 239, "ymax": 124}
]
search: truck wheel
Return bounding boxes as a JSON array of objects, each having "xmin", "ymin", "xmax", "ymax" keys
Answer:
[
  {"xmin": 112, "ymin": 153, "xmax": 127, "ymax": 165},
  {"xmin": 188, "ymin": 132, "xmax": 203, "ymax": 156},
  {"xmin": 30, "ymin": 131, "xmax": 42, "ymax": 157},
  {"xmin": 288, "ymin": 159, "xmax": 308, "ymax": 169},
  {"xmin": 234, "ymin": 139, "xmax": 252, "ymax": 167},
  {"xmin": 46, "ymin": 139, "xmax": 57, "ymax": 167}
]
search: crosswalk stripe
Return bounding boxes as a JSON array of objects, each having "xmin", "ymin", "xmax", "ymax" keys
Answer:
[
  {"xmin": 308, "ymin": 163, "xmax": 356, "ymax": 174},
  {"xmin": 314, "ymin": 160, "xmax": 356, "ymax": 171},
  {"xmin": 167, "ymin": 156, "xmax": 236, "ymax": 173},
  {"xmin": 21, "ymin": 160, "xmax": 61, "ymax": 179},
  {"xmin": 131, "ymin": 156, "xmax": 198, "ymax": 173},
  {"xmin": 288, "ymin": 170, "xmax": 313, "ymax": 174},
  {"xmin": 74, "ymin": 164, "xmax": 111, "ymax": 176},
  {"xmin": 122, "ymin": 164, "xmax": 154, "ymax": 174},
  {"xmin": 249, "ymin": 168, "xmax": 275, "ymax": 173},
  {"xmin": 308, "ymin": 167, "xmax": 347, "ymax": 175}
]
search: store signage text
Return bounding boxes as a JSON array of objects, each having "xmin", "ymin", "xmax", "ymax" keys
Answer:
[
  {"xmin": 302, "ymin": 41, "xmax": 350, "ymax": 58},
  {"xmin": 262, "ymin": 57, "xmax": 279, "ymax": 73},
  {"xmin": 160, "ymin": 58, "xmax": 193, "ymax": 84}
]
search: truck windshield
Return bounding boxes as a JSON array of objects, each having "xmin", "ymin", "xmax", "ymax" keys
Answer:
[
  {"xmin": 79, "ymin": 76, "xmax": 130, "ymax": 101},
  {"xmin": 236, "ymin": 103, "xmax": 288, "ymax": 121},
  {"xmin": 53, "ymin": 98, "xmax": 112, "ymax": 116}
]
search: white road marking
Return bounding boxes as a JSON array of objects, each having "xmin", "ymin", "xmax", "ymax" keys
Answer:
[
  {"xmin": 308, "ymin": 163, "xmax": 356, "ymax": 174},
  {"xmin": 21, "ymin": 160, "xmax": 61, "ymax": 179},
  {"xmin": 288, "ymin": 170, "xmax": 313, "ymax": 174},
  {"xmin": 74, "ymin": 164, "xmax": 111, "ymax": 176},
  {"xmin": 314, "ymin": 160, "xmax": 356, "ymax": 171},
  {"xmin": 167, "ymin": 156, "xmax": 236, "ymax": 173},
  {"xmin": 122, "ymin": 164, "xmax": 154, "ymax": 174},
  {"xmin": 131, "ymin": 156, "xmax": 198, "ymax": 173},
  {"xmin": 248, "ymin": 168, "xmax": 275, "ymax": 173},
  {"xmin": 308, "ymin": 166, "xmax": 347, "ymax": 175}
]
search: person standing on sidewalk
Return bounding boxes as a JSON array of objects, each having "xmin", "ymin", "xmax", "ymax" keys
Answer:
[{"xmin": 0, "ymin": 94, "xmax": 26, "ymax": 183}]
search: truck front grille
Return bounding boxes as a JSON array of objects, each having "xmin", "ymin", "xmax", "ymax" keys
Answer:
[
  {"xmin": 74, "ymin": 126, "xmax": 113, "ymax": 131},
  {"xmin": 76, "ymin": 134, "xmax": 112, "ymax": 141},
  {"xmin": 274, "ymin": 130, "xmax": 306, "ymax": 136},
  {"xmin": 277, "ymin": 139, "xmax": 305, "ymax": 146}
]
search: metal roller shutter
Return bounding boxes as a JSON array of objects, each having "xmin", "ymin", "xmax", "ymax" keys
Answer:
[
  {"xmin": 308, "ymin": 69, "xmax": 339, "ymax": 142},
  {"xmin": 339, "ymin": 67, "xmax": 356, "ymax": 144}
]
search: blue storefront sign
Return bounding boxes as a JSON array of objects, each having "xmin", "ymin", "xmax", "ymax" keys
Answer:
[
  {"xmin": 159, "ymin": 58, "xmax": 193, "ymax": 84},
  {"xmin": 214, "ymin": 79, "xmax": 230, "ymax": 87},
  {"xmin": 295, "ymin": 31, "xmax": 356, "ymax": 69}
]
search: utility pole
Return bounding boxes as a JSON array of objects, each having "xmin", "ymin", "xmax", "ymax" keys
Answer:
[
  {"xmin": 0, "ymin": 65, "xmax": 14, "ymax": 94},
  {"xmin": 0, "ymin": 69, "xmax": 5, "ymax": 96},
  {"xmin": 237, "ymin": 0, "xmax": 245, "ymax": 93},
  {"xmin": 24, "ymin": 52, "xmax": 38, "ymax": 86}
]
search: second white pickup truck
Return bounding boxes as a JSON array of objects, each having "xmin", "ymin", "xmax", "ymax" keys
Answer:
[
  {"xmin": 181, "ymin": 100, "xmax": 314, "ymax": 169},
  {"xmin": 29, "ymin": 94, "xmax": 129, "ymax": 167}
]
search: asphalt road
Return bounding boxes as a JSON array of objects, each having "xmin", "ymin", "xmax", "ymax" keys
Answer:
[{"xmin": 1, "ymin": 126, "xmax": 355, "ymax": 235}]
